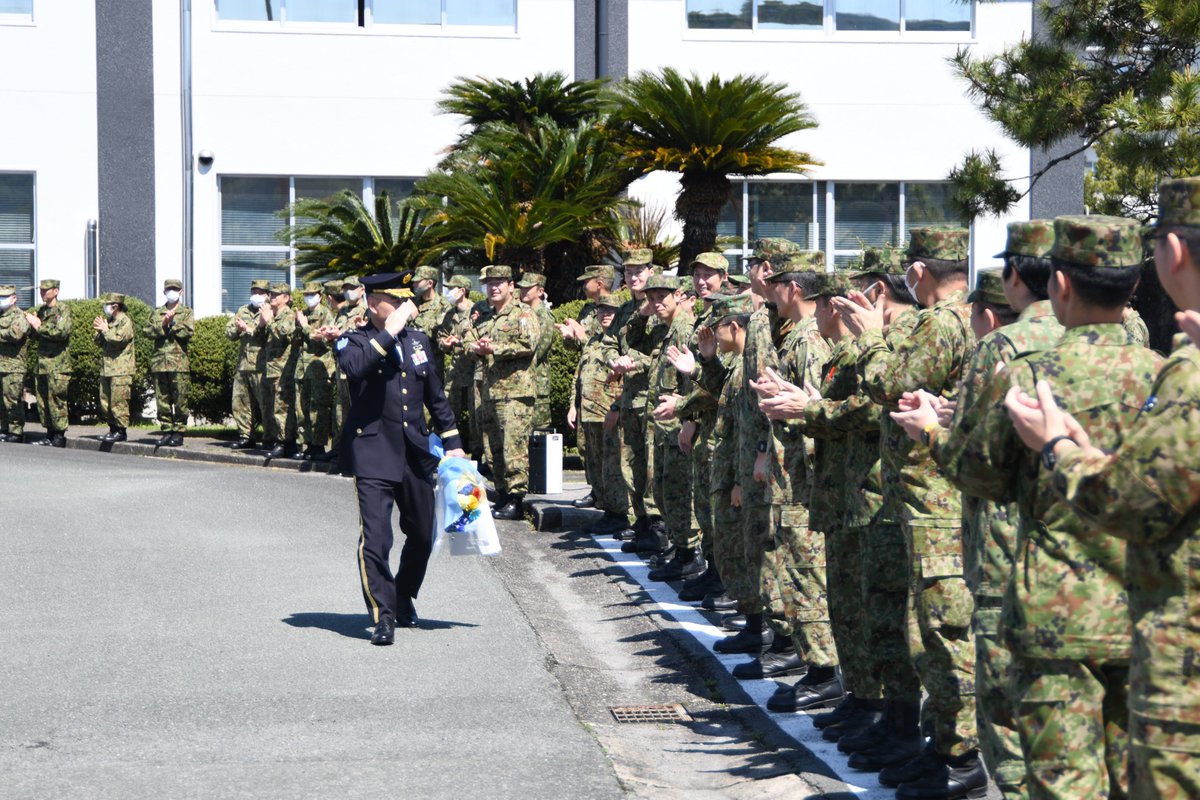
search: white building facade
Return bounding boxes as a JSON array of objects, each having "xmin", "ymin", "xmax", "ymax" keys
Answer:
[{"xmin": 1, "ymin": 0, "xmax": 1044, "ymax": 317}]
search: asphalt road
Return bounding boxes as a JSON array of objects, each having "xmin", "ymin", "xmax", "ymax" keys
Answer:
[{"xmin": 0, "ymin": 447, "xmax": 623, "ymax": 800}]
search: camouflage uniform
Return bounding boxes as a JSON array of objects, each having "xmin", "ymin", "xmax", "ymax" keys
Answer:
[
  {"xmin": 858, "ymin": 227, "xmax": 978, "ymax": 758},
  {"xmin": 950, "ymin": 216, "xmax": 1162, "ymax": 798},
  {"xmin": 711, "ymin": 350, "xmax": 751, "ymax": 603},
  {"xmin": 435, "ymin": 276, "xmax": 475, "ymax": 434},
  {"xmin": 633, "ymin": 274, "xmax": 697, "ymax": 551},
  {"xmin": 410, "ymin": 266, "xmax": 452, "ymax": 384},
  {"xmin": 0, "ymin": 286, "xmax": 30, "ymax": 438},
  {"xmin": 464, "ymin": 265, "xmax": 541, "ymax": 499},
  {"xmin": 762, "ymin": 258, "xmax": 838, "ymax": 665},
  {"xmin": 261, "ymin": 284, "xmax": 298, "ymax": 446},
  {"xmin": 295, "ymin": 282, "xmax": 336, "ymax": 450},
  {"xmin": 145, "ymin": 280, "xmax": 195, "ymax": 435},
  {"xmin": 1044, "ymin": 182, "xmax": 1200, "ymax": 799},
  {"xmin": 931, "ymin": 221, "xmax": 1062, "ymax": 795},
  {"xmin": 32, "ymin": 280, "xmax": 72, "ymax": 436},
  {"xmin": 516, "ymin": 272, "xmax": 556, "ymax": 430},
  {"xmin": 569, "ymin": 293, "xmax": 627, "ymax": 516},
  {"xmin": 226, "ymin": 279, "xmax": 270, "ymax": 441},
  {"xmin": 94, "ymin": 293, "xmax": 136, "ymax": 431},
  {"xmin": 1123, "ymin": 307, "xmax": 1150, "ymax": 348},
  {"xmin": 333, "ymin": 279, "xmax": 368, "ymax": 451}
]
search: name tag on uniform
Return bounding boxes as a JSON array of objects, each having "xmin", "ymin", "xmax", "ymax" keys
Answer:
[{"xmin": 411, "ymin": 345, "xmax": 428, "ymax": 366}]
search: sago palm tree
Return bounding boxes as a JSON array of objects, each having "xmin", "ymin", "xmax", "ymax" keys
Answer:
[
  {"xmin": 280, "ymin": 190, "xmax": 444, "ymax": 280},
  {"xmin": 606, "ymin": 68, "xmax": 820, "ymax": 269}
]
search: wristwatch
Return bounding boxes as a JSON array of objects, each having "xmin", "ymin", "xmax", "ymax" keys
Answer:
[{"xmin": 1040, "ymin": 435, "xmax": 1076, "ymax": 470}]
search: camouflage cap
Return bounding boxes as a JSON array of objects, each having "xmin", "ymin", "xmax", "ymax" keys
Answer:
[
  {"xmin": 595, "ymin": 292, "xmax": 622, "ymax": 310},
  {"xmin": 39, "ymin": 279, "xmax": 60, "ymax": 290},
  {"xmin": 994, "ymin": 220, "xmax": 1055, "ymax": 259},
  {"xmin": 516, "ymin": 271, "xmax": 546, "ymax": 288},
  {"xmin": 783, "ymin": 250, "xmax": 825, "ymax": 272},
  {"xmin": 907, "ymin": 227, "xmax": 969, "ymax": 262},
  {"xmin": 1150, "ymin": 177, "xmax": 1200, "ymax": 232},
  {"xmin": 577, "ymin": 264, "xmax": 616, "ymax": 283},
  {"xmin": 342, "ymin": 276, "xmax": 363, "ymax": 289},
  {"xmin": 250, "ymin": 279, "xmax": 271, "ymax": 291},
  {"xmin": 690, "ymin": 252, "xmax": 729, "ymax": 273},
  {"xmin": 163, "ymin": 278, "xmax": 184, "ymax": 291},
  {"xmin": 0, "ymin": 285, "xmax": 14, "ymax": 296},
  {"xmin": 710, "ymin": 292, "xmax": 755, "ymax": 321},
  {"xmin": 446, "ymin": 275, "xmax": 472, "ymax": 290},
  {"xmin": 622, "ymin": 248, "xmax": 654, "ymax": 267},
  {"xmin": 747, "ymin": 238, "xmax": 803, "ymax": 263},
  {"xmin": 301, "ymin": 281, "xmax": 323, "ymax": 294},
  {"xmin": 269, "ymin": 282, "xmax": 292, "ymax": 295},
  {"xmin": 643, "ymin": 274, "xmax": 681, "ymax": 292},
  {"xmin": 726, "ymin": 273, "xmax": 750, "ymax": 286},
  {"xmin": 852, "ymin": 244, "xmax": 907, "ymax": 276},
  {"xmin": 413, "ymin": 266, "xmax": 440, "ymax": 284},
  {"xmin": 1051, "ymin": 215, "xmax": 1143, "ymax": 268},
  {"xmin": 480, "ymin": 265, "xmax": 513, "ymax": 281},
  {"xmin": 103, "ymin": 292, "xmax": 126, "ymax": 305},
  {"xmin": 323, "ymin": 280, "xmax": 343, "ymax": 293},
  {"xmin": 809, "ymin": 273, "xmax": 853, "ymax": 299},
  {"xmin": 967, "ymin": 269, "xmax": 1010, "ymax": 306}
]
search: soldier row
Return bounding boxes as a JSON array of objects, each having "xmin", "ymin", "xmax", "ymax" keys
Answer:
[{"xmin": 565, "ymin": 210, "xmax": 1186, "ymax": 799}]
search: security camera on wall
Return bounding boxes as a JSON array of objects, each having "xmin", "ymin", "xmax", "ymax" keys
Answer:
[{"xmin": 197, "ymin": 150, "xmax": 214, "ymax": 167}]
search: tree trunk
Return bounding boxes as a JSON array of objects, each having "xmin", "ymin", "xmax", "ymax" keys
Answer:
[{"xmin": 675, "ymin": 172, "xmax": 732, "ymax": 274}]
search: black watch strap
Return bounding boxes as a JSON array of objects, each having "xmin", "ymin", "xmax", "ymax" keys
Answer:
[{"xmin": 1041, "ymin": 435, "xmax": 1075, "ymax": 470}]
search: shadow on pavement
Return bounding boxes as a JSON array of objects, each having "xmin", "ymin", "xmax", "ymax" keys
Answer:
[{"xmin": 282, "ymin": 611, "xmax": 479, "ymax": 638}]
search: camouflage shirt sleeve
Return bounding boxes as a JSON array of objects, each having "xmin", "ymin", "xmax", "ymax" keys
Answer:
[
  {"xmin": 930, "ymin": 333, "xmax": 1013, "ymax": 483},
  {"xmin": 40, "ymin": 304, "xmax": 72, "ymax": 342},
  {"xmin": 488, "ymin": 305, "xmax": 538, "ymax": 360},
  {"xmin": 859, "ymin": 296, "xmax": 971, "ymax": 406}
]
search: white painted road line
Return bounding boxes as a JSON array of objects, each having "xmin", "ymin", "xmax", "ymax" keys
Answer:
[{"xmin": 592, "ymin": 533, "xmax": 896, "ymax": 800}]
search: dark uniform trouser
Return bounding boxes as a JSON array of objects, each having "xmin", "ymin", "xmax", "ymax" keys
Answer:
[
  {"xmin": 975, "ymin": 602, "xmax": 1026, "ymax": 797},
  {"xmin": 1, "ymin": 371, "xmax": 25, "ymax": 434},
  {"xmin": 232, "ymin": 370, "xmax": 263, "ymax": 439},
  {"xmin": 355, "ymin": 469, "xmax": 436, "ymax": 625},
  {"xmin": 36, "ymin": 373, "xmax": 69, "ymax": 433},
  {"xmin": 864, "ymin": 522, "xmax": 922, "ymax": 700},
  {"xmin": 828, "ymin": 524, "xmax": 882, "ymax": 698},
  {"xmin": 154, "ymin": 371, "xmax": 190, "ymax": 432},
  {"xmin": 99, "ymin": 375, "xmax": 133, "ymax": 429}
]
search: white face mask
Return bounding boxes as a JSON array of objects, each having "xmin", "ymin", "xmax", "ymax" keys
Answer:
[
  {"xmin": 249, "ymin": 294, "xmax": 267, "ymax": 308},
  {"xmin": 343, "ymin": 288, "xmax": 360, "ymax": 302},
  {"xmin": 304, "ymin": 294, "xmax": 320, "ymax": 309},
  {"xmin": 103, "ymin": 304, "xmax": 115, "ymax": 318},
  {"xmin": 0, "ymin": 296, "xmax": 14, "ymax": 309},
  {"xmin": 165, "ymin": 290, "xmax": 181, "ymax": 303},
  {"xmin": 903, "ymin": 267, "xmax": 920, "ymax": 303}
]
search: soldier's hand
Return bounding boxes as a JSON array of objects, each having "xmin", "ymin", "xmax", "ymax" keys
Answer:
[
  {"xmin": 652, "ymin": 393, "xmax": 682, "ymax": 421},
  {"xmin": 753, "ymin": 451, "xmax": 768, "ymax": 483},
  {"xmin": 384, "ymin": 300, "xmax": 417, "ymax": 336},
  {"xmin": 440, "ymin": 334, "xmax": 459, "ymax": 349},
  {"xmin": 678, "ymin": 420, "xmax": 698, "ymax": 453},
  {"xmin": 472, "ymin": 337, "xmax": 494, "ymax": 356},
  {"xmin": 92, "ymin": 316, "xmax": 108, "ymax": 333},
  {"xmin": 25, "ymin": 312, "xmax": 41, "ymax": 330},
  {"xmin": 566, "ymin": 406, "xmax": 577, "ymax": 430},
  {"xmin": 666, "ymin": 344, "xmax": 696, "ymax": 376},
  {"xmin": 833, "ymin": 290, "xmax": 884, "ymax": 336},
  {"xmin": 696, "ymin": 326, "xmax": 718, "ymax": 360},
  {"xmin": 609, "ymin": 355, "xmax": 635, "ymax": 375},
  {"xmin": 295, "ymin": 310, "xmax": 308, "ymax": 327},
  {"xmin": 259, "ymin": 304, "xmax": 274, "ymax": 323},
  {"xmin": 445, "ymin": 448, "xmax": 467, "ymax": 458},
  {"xmin": 236, "ymin": 318, "xmax": 250, "ymax": 334},
  {"xmin": 355, "ymin": 315, "xmax": 368, "ymax": 328},
  {"xmin": 1005, "ymin": 379, "xmax": 1092, "ymax": 453},
  {"xmin": 730, "ymin": 484, "xmax": 743, "ymax": 508},
  {"xmin": 890, "ymin": 391, "xmax": 940, "ymax": 443},
  {"xmin": 603, "ymin": 408, "xmax": 619, "ymax": 431}
]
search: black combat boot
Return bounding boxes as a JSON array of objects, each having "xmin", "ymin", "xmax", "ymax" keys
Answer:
[
  {"xmin": 677, "ymin": 563, "xmax": 719, "ymax": 601},
  {"xmin": 766, "ymin": 665, "xmax": 842, "ymax": 712},
  {"xmin": 494, "ymin": 495, "xmax": 525, "ymax": 521},
  {"xmin": 820, "ymin": 697, "xmax": 886, "ymax": 742},
  {"xmin": 713, "ymin": 613, "xmax": 773, "ymax": 654},
  {"xmin": 731, "ymin": 635, "xmax": 806, "ymax": 680},
  {"xmin": 648, "ymin": 548, "xmax": 705, "ymax": 582},
  {"xmin": 846, "ymin": 699, "xmax": 924, "ymax": 770},
  {"xmin": 895, "ymin": 749, "xmax": 988, "ymax": 800},
  {"xmin": 156, "ymin": 432, "xmax": 174, "ymax": 447}
]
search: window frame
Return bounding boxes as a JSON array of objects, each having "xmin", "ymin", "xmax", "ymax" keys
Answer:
[
  {"xmin": 212, "ymin": 0, "xmax": 519, "ymax": 37},
  {"xmin": 682, "ymin": 0, "xmax": 974, "ymax": 42},
  {"xmin": 0, "ymin": 0, "xmax": 35, "ymax": 25},
  {"xmin": 0, "ymin": 170, "xmax": 37, "ymax": 308}
]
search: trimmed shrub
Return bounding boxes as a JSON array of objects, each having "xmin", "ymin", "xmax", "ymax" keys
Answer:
[{"xmin": 188, "ymin": 315, "xmax": 239, "ymax": 423}]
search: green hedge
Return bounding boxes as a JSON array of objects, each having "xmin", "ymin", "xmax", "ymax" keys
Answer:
[{"xmin": 188, "ymin": 316, "xmax": 239, "ymax": 423}]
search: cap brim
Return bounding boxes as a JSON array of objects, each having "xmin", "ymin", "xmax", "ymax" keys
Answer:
[{"xmin": 993, "ymin": 250, "xmax": 1009, "ymax": 259}]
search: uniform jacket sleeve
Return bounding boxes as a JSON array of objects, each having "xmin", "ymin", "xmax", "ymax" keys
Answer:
[
  {"xmin": 41, "ymin": 305, "xmax": 72, "ymax": 342},
  {"xmin": 859, "ymin": 300, "xmax": 971, "ymax": 406}
]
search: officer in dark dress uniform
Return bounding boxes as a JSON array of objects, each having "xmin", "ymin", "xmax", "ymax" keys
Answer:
[{"xmin": 336, "ymin": 271, "xmax": 465, "ymax": 645}]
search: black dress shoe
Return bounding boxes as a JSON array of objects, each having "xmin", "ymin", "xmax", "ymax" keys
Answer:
[
  {"xmin": 50, "ymin": 433, "xmax": 66, "ymax": 448},
  {"xmin": 157, "ymin": 432, "xmax": 174, "ymax": 447},
  {"xmin": 895, "ymin": 750, "xmax": 988, "ymax": 800},
  {"xmin": 0, "ymin": 433, "xmax": 21, "ymax": 443},
  {"xmin": 37, "ymin": 434, "xmax": 53, "ymax": 446},
  {"xmin": 766, "ymin": 667, "xmax": 841, "ymax": 712},
  {"xmin": 649, "ymin": 550, "xmax": 705, "ymax": 582},
  {"xmin": 395, "ymin": 596, "xmax": 418, "ymax": 628},
  {"xmin": 731, "ymin": 648, "xmax": 807, "ymax": 680},
  {"xmin": 721, "ymin": 613, "xmax": 747, "ymax": 631},
  {"xmin": 370, "ymin": 614, "xmax": 395, "ymax": 646},
  {"xmin": 820, "ymin": 700, "xmax": 886, "ymax": 742},
  {"xmin": 879, "ymin": 747, "xmax": 945, "ymax": 788},
  {"xmin": 170, "ymin": 433, "xmax": 185, "ymax": 447},
  {"xmin": 677, "ymin": 565, "xmax": 717, "ymax": 601},
  {"xmin": 231, "ymin": 437, "xmax": 258, "ymax": 450},
  {"xmin": 304, "ymin": 445, "xmax": 326, "ymax": 461},
  {"xmin": 494, "ymin": 496, "xmax": 525, "ymax": 520},
  {"xmin": 584, "ymin": 512, "xmax": 627, "ymax": 534},
  {"xmin": 714, "ymin": 614, "xmax": 772, "ymax": 654},
  {"xmin": 701, "ymin": 591, "xmax": 737, "ymax": 611},
  {"xmin": 572, "ymin": 493, "xmax": 595, "ymax": 508},
  {"xmin": 101, "ymin": 429, "xmax": 122, "ymax": 443}
]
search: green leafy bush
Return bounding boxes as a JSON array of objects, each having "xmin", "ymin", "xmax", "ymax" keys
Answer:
[{"xmin": 187, "ymin": 316, "xmax": 238, "ymax": 423}]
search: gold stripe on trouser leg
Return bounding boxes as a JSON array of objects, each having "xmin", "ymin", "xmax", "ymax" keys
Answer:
[{"xmin": 355, "ymin": 477, "xmax": 381, "ymax": 624}]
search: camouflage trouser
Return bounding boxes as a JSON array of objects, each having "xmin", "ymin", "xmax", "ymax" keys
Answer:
[
  {"xmin": 653, "ymin": 429, "xmax": 698, "ymax": 550},
  {"xmin": 767, "ymin": 506, "xmax": 837, "ymax": 668},
  {"xmin": 620, "ymin": 408, "xmax": 657, "ymax": 522},
  {"xmin": 907, "ymin": 523, "xmax": 978, "ymax": 758},
  {"xmin": 297, "ymin": 365, "xmax": 334, "ymax": 448},
  {"xmin": 582, "ymin": 421, "xmax": 626, "ymax": 517},
  {"xmin": 1012, "ymin": 657, "xmax": 1129, "ymax": 799},
  {"xmin": 333, "ymin": 372, "xmax": 350, "ymax": 452},
  {"xmin": 99, "ymin": 375, "xmax": 132, "ymax": 429},
  {"xmin": 691, "ymin": 436, "xmax": 713, "ymax": 556},
  {"xmin": 827, "ymin": 525, "xmax": 882, "ymax": 698},
  {"xmin": 1131, "ymin": 715, "xmax": 1200, "ymax": 800},
  {"xmin": 153, "ymin": 372, "xmax": 190, "ymax": 433},
  {"xmin": 710, "ymin": 488, "xmax": 756, "ymax": 608},
  {"xmin": 0, "ymin": 371, "xmax": 25, "ymax": 435},
  {"xmin": 600, "ymin": 421, "xmax": 628, "ymax": 519},
  {"xmin": 232, "ymin": 370, "xmax": 264, "ymax": 439},
  {"xmin": 742, "ymin": 503, "xmax": 772, "ymax": 613},
  {"xmin": 975, "ymin": 602, "xmax": 1026, "ymax": 797},
  {"xmin": 864, "ymin": 522, "xmax": 922, "ymax": 700},
  {"xmin": 470, "ymin": 381, "xmax": 486, "ymax": 456},
  {"xmin": 446, "ymin": 382, "xmax": 470, "ymax": 438},
  {"xmin": 262, "ymin": 375, "xmax": 296, "ymax": 444},
  {"xmin": 36, "ymin": 373, "xmax": 70, "ymax": 433},
  {"xmin": 533, "ymin": 393, "xmax": 551, "ymax": 430},
  {"xmin": 481, "ymin": 394, "xmax": 533, "ymax": 497}
]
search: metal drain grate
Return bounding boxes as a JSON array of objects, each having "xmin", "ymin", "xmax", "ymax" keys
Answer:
[{"xmin": 610, "ymin": 704, "xmax": 692, "ymax": 723}]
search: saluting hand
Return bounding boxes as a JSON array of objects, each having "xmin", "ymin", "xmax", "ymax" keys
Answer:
[{"xmin": 384, "ymin": 300, "xmax": 417, "ymax": 336}]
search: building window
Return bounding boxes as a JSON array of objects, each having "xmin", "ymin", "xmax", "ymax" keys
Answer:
[
  {"xmin": 685, "ymin": 0, "xmax": 970, "ymax": 33},
  {"xmin": 0, "ymin": 0, "xmax": 33, "ymax": 23},
  {"xmin": 219, "ymin": 176, "xmax": 417, "ymax": 314},
  {"xmin": 720, "ymin": 179, "xmax": 961, "ymax": 269},
  {"xmin": 216, "ymin": 0, "xmax": 517, "ymax": 28},
  {"xmin": 0, "ymin": 173, "xmax": 35, "ymax": 308}
]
